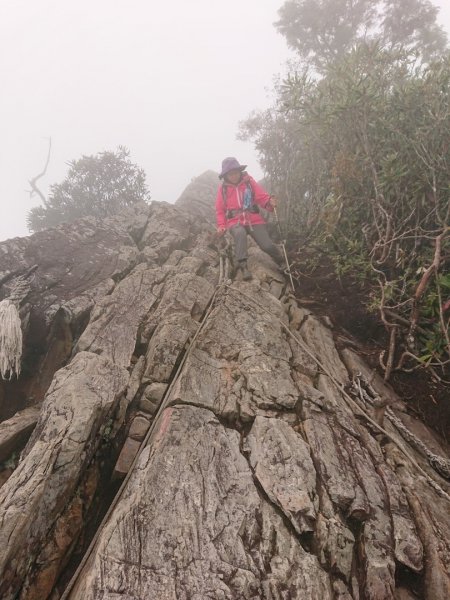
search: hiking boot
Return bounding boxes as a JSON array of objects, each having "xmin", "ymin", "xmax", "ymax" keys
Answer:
[{"xmin": 238, "ymin": 260, "xmax": 252, "ymax": 281}]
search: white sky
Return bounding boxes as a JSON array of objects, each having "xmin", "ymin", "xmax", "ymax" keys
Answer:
[{"xmin": 1, "ymin": 0, "xmax": 449, "ymax": 241}]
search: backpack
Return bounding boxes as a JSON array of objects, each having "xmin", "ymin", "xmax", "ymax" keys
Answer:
[{"xmin": 221, "ymin": 177, "xmax": 258, "ymax": 218}]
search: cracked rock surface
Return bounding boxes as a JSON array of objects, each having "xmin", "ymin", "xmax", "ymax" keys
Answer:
[{"xmin": 0, "ymin": 172, "xmax": 448, "ymax": 599}]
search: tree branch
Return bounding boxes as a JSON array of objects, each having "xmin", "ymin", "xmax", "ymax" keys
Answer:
[{"xmin": 28, "ymin": 137, "xmax": 52, "ymax": 204}]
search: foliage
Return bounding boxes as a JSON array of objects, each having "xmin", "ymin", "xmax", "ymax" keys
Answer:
[
  {"xmin": 276, "ymin": 0, "xmax": 447, "ymax": 73},
  {"xmin": 27, "ymin": 147, "xmax": 150, "ymax": 232},
  {"xmin": 241, "ymin": 44, "xmax": 450, "ymax": 378}
]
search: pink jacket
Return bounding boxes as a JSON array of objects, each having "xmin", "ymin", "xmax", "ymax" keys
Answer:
[{"xmin": 215, "ymin": 174, "xmax": 273, "ymax": 229}]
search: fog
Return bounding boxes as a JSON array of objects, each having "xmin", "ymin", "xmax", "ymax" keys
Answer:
[{"xmin": 1, "ymin": 1, "xmax": 449, "ymax": 242}]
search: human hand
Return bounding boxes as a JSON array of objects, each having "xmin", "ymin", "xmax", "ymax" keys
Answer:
[
  {"xmin": 217, "ymin": 227, "xmax": 226, "ymax": 236},
  {"xmin": 268, "ymin": 196, "xmax": 278, "ymax": 208}
]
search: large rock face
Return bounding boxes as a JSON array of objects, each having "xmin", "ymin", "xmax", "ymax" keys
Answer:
[
  {"xmin": 0, "ymin": 176, "xmax": 448, "ymax": 599},
  {"xmin": 175, "ymin": 169, "xmax": 218, "ymax": 223}
]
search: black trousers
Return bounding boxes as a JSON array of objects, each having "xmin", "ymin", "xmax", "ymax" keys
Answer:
[{"xmin": 229, "ymin": 224, "xmax": 282, "ymax": 264}]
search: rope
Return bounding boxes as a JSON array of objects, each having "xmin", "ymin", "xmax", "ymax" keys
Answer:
[
  {"xmin": 224, "ymin": 284, "xmax": 450, "ymax": 503},
  {"xmin": 386, "ymin": 408, "xmax": 450, "ymax": 480},
  {"xmin": 61, "ymin": 261, "xmax": 449, "ymax": 596},
  {"xmin": 354, "ymin": 376, "xmax": 450, "ymax": 481},
  {"xmin": 61, "ymin": 283, "xmax": 225, "ymax": 599},
  {"xmin": 218, "ymin": 252, "xmax": 224, "ymax": 284},
  {"xmin": 273, "ymin": 207, "xmax": 295, "ymax": 291},
  {"xmin": 217, "ymin": 234, "xmax": 233, "ymax": 286}
]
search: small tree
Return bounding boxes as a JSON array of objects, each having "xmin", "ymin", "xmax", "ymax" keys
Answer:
[{"xmin": 27, "ymin": 147, "xmax": 150, "ymax": 232}]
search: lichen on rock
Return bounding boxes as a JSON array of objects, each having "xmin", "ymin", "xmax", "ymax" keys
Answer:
[{"xmin": 0, "ymin": 173, "xmax": 447, "ymax": 599}]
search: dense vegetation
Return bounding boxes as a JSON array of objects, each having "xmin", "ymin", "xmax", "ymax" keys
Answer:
[
  {"xmin": 276, "ymin": 0, "xmax": 447, "ymax": 72},
  {"xmin": 27, "ymin": 147, "xmax": 150, "ymax": 233},
  {"xmin": 241, "ymin": 0, "xmax": 449, "ymax": 380}
]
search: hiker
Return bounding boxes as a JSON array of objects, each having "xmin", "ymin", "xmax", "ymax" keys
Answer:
[{"xmin": 215, "ymin": 157, "xmax": 283, "ymax": 280}]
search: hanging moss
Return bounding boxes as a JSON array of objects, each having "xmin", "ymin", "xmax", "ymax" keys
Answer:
[{"xmin": 0, "ymin": 299, "xmax": 22, "ymax": 380}]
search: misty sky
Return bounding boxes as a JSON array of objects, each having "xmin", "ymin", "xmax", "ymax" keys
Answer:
[{"xmin": 1, "ymin": 1, "xmax": 450, "ymax": 242}]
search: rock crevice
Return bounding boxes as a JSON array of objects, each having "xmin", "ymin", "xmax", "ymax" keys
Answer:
[{"xmin": 0, "ymin": 173, "xmax": 448, "ymax": 599}]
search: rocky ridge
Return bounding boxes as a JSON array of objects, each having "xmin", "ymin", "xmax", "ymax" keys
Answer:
[{"xmin": 0, "ymin": 172, "xmax": 448, "ymax": 599}]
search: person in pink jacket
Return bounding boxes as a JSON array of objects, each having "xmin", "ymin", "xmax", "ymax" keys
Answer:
[{"xmin": 215, "ymin": 157, "xmax": 282, "ymax": 280}]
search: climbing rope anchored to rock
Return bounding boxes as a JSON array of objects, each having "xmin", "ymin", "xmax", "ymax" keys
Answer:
[
  {"xmin": 60, "ymin": 282, "xmax": 227, "ymax": 599},
  {"xmin": 353, "ymin": 374, "xmax": 450, "ymax": 481},
  {"xmin": 273, "ymin": 205, "xmax": 295, "ymax": 291},
  {"xmin": 224, "ymin": 283, "xmax": 450, "ymax": 503},
  {"xmin": 60, "ymin": 246, "xmax": 449, "ymax": 598}
]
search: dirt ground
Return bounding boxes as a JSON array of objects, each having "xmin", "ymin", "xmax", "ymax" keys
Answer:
[{"xmin": 287, "ymin": 248, "xmax": 450, "ymax": 445}]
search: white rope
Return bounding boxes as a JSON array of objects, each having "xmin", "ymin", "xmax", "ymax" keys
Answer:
[
  {"xmin": 61, "ymin": 267, "xmax": 449, "ymax": 596},
  {"xmin": 273, "ymin": 206, "xmax": 295, "ymax": 291},
  {"xmin": 353, "ymin": 375, "xmax": 450, "ymax": 481},
  {"xmin": 0, "ymin": 299, "xmax": 23, "ymax": 380},
  {"xmin": 217, "ymin": 234, "xmax": 232, "ymax": 285},
  {"xmin": 386, "ymin": 407, "xmax": 450, "ymax": 480},
  {"xmin": 225, "ymin": 284, "xmax": 450, "ymax": 503},
  {"xmin": 61, "ymin": 283, "xmax": 225, "ymax": 599}
]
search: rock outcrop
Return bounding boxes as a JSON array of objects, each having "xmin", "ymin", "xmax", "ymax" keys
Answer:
[{"xmin": 0, "ymin": 172, "xmax": 448, "ymax": 599}]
